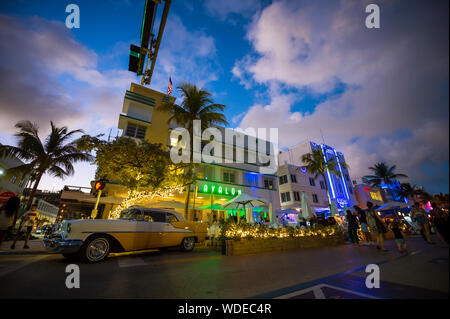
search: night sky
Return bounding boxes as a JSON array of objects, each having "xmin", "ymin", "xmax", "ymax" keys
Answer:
[{"xmin": 0, "ymin": 0, "xmax": 448, "ymax": 194}]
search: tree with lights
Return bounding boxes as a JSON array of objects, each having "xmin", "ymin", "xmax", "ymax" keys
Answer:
[{"xmin": 76, "ymin": 135, "xmax": 187, "ymax": 219}]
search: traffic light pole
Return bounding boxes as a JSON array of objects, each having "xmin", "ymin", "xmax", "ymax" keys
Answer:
[
  {"xmin": 140, "ymin": 0, "xmax": 171, "ymax": 86},
  {"xmin": 91, "ymin": 189, "xmax": 102, "ymax": 219}
]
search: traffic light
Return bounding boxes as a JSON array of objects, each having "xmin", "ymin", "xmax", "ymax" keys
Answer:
[
  {"xmin": 128, "ymin": 44, "xmax": 141, "ymax": 73},
  {"xmin": 94, "ymin": 180, "xmax": 106, "ymax": 191}
]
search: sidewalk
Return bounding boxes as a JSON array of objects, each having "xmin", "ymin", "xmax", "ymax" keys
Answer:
[{"xmin": 0, "ymin": 239, "xmax": 48, "ymax": 255}]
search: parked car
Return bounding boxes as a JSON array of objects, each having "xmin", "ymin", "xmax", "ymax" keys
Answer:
[{"xmin": 44, "ymin": 207, "xmax": 207, "ymax": 263}]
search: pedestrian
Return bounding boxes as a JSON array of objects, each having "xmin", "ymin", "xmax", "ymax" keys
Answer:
[
  {"xmin": 0, "ymin": 196, "xmax": 20, "ymax": 246},
  {"xmin": 410, "ymin": 202, "xmax": 433, "ymax": 244},
  {"xmin": 346, "ymin": 210, "xmax": 359, "ymax": 245},
  {"xmin": 11, "ymin": 203, "xmax": 39, "ymax": 249},
  {"xmin": 430, "ymin": 202, "xmax": 448, "ymax": 245},
  {"xmin": 391, "ymin": 220, "xmax": 407, "ymax": 253},
  {"xmin": 354, "ymin": 205, "xmax": 372, "ymax": 246},
  {"xmin": 366, "ymin": 201, "xmax": 389, "ymax": 251}
]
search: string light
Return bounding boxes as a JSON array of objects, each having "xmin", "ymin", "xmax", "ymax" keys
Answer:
[{"xmin": 109, "ymin": 185, "xmax": 184, "ymax": 219}]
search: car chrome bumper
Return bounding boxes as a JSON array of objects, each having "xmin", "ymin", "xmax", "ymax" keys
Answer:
[{"xmin": 44, "ymin": 238, "xmax": 83, "ymax": 254}]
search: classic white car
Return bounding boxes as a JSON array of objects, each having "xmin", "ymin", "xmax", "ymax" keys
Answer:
[{"xmin": 44, "ymin": 207, "xmax": 207, "ymax": 263}]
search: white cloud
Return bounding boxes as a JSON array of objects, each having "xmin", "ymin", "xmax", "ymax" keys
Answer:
[{"xmin": 235, "ymin": 0, "xmax": 449, "ymax": 193}]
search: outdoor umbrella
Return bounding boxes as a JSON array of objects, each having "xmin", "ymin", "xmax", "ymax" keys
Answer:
[
  {"xmin": 222, "ymin": 193, "xmax": 268, "ymax": 224},
  {"xmin": 301, "ymin": 192, "xmax": 316, "ymax": 220}
]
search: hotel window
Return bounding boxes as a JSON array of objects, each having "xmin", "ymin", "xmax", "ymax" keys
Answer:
[
  {"xmin": 264, "ymin": 178, "xmax": 274, "ymax": 189},
  {"xmin": 281, "ymin": 191, "xmax": 291, "ymax": 203},
  {"xmin": 18, "ymin": 179, "xmax": 25, "ymax": 188},
  {"xmin": 223, "ymin": 171, "xmax": 236, "ymax": 184},
  {"xmin": 125, "ymin": 123, "xmax": 146, "ymax": 139},
  {"xmin": 293, "ymin": 191, "xmax": 300, "ymax": 201},
  {"xmin": 10, "ymin": 176, "xmax": 17, "ymax": 184},
  {"xmin": 279, "ymin": 175, "xmax": 288, "ymax": 185},
  {"xmin": 370, "ymin": 191, "xmax": 382, "ymax": 202},
  {"xmin": 290, "ymin": 174, "xmax": 297, "ymax": 183},
  {"xmin": 309, "ymin": 178, "xmax": 316, "ymax": 187},
  {"xmin": 320, "ymin": 181, "xmax": 326, "ymax": 189},
  {"xmin": 312, "ymin": 194, "xmax": 319, "ymax": 203}
]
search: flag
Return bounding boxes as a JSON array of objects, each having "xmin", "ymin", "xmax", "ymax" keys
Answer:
[{"xmin": 167, "ymin": 76, "xmax": 173, "ymax": 96}]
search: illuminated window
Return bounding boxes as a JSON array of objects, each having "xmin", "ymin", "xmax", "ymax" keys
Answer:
[{"xmin": 370, "ymin": 191, "xmax": 382, "ymax": 201}]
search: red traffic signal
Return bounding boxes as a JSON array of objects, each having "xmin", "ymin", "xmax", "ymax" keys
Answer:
[{"xmin": 94, "ymin": 181, "xmax": 106, "ymax": 191}]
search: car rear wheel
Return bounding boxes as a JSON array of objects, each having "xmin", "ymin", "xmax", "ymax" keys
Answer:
[
  {"xmin": 80, "ymin": 235, "xmax": 111, "ymax": 263},
  {"xmin": 180, "ymin": 237, "xmax": 195, "ymax": 252}
]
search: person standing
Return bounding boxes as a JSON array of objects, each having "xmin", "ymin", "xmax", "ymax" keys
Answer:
[
  {"xmin": 366, "ymin": 201, "xmax": 388, "ymax": 251},
  {"xmin": 11, "ymin": 203, "xmax": 39, "ymax": 249},
  {"xmin": 354, "ymin": 205, "xmax": 372, "ymax": 246},
  {"xmin": 346, "ymin": 210, "xmax": 359, "ymax": 245},
  {"xmin": 391, "ymin": 220, "xmax": 407, "ymax": 253},
  {"xmin": 0, "ymin": 196, "xmax": 20, "ymax": 246},
  {"xmin": 410, "ymin": 202, "xmax": 433, "ymax": 244}
]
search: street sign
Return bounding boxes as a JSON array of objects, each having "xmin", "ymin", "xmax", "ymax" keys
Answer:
[{"xmin": 0, "ymin": 191, "xmax": 17, "ymax": 204}]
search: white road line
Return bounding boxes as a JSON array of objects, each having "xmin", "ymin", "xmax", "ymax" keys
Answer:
[
  {"xmin": 117, "ymin": 257, "xmax": 148, "ymax": 268},
  {"xmin": 0, "ymin": 255, "xmax": 48, "ymax": 277},
  {"xmin": 274, "ymin": 283, "xmax": 379, "ymax": 299}
]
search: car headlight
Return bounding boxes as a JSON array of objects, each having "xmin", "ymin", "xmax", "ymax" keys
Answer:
[{"xmin": 67, "ymin": 223, "xmax": 71, "ymax": 233}]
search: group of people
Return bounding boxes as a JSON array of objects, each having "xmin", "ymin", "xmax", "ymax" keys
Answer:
[
  {"xmin": 0, "ymin": 196, "xmax": 40, "ymax": 249},
  {"xmin": 344, "ymin": 200, "xmax": 448, "ymax": 253}
]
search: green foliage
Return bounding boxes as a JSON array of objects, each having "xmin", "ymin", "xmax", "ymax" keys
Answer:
[
  {"xmin": 301, "ymin": 148, "xmax": 342, "ymax": 179},
  {"xmin": 76, "ymin": 135, "xmax": 188, "ymax": 191}
]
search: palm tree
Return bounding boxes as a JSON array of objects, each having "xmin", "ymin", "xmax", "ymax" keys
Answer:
[
  {"xmin": 157, "ymin": 83, "xmax": 228, "ymax": 219},
  {"xmin": 301, "ymin": 148, "xmax": 346, "ymax": 206},
  {"xmin": 0, "ymin": 121, "xmax": 93, "ymax": 209},
  {"xmin": 396, "ymin": 183, "xmax": 430, "ymax": 203},
  {"xmin": 363, "ymin": 162, "xmax": 408, "ymax": 187}
]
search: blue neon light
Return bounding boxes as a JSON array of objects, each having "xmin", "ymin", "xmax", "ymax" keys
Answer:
[
  {"xmin": 334, "ymin": 149, "xmax": 351, "ymax": 201},
  {"xmin": 320, "ymin": 144, "xmax": 336, "ymax": 198}
]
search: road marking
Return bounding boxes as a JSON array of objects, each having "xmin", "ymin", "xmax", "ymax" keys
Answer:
[
  {"xmin": 117, "ymin": 257, "xmax": 148, "ymax": 268},
  {"xmin": 274, "ymin": 283, "xmax": 380, "ymax": 299},
  {"xmin": 0, "ymin": 255, "xmax": 48, "ymax": 277}
]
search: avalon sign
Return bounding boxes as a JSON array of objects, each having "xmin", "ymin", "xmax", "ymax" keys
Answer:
[{"xmin": 198, "ymin": 183, "xmax": 242, "ymax": 197}]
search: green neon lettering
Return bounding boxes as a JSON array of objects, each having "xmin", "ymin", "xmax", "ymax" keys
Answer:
[
  {"xmin": 218, "ymin": 186, "xmax": 223, "ymax": 194},
  {"xmin": 203, "ymin": 185, "xmax": 208, "ymax": 193}
]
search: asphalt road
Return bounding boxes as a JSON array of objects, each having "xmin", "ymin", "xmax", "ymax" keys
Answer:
[{"xmin": 0, "ymin": 236, "xmax": 447, "ymax": 299}]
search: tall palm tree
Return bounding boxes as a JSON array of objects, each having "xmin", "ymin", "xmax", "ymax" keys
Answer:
[
  {"xmin": 301, "ymin": 149, "xmax": 346, "ymax": 205},
  {"xmin": 396, "ymin": 183, "xmax": 429, "ymax": 203},
  {"xmin": 363, "ymin": 162, "xmax": 408, "ymax": 187},
  {"xmin": 157, "ymin": 83, "xmax": 228, "ymax": 218},
  {"xmin": 0, "ymin": 121, "xmax": 93, "ymax": 209}
]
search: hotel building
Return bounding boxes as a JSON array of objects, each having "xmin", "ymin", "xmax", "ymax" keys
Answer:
[
  {"xmin": 278, "ymin": 141, "xmax": 357, "ymax": 210},
  {"xmin": 96, "ymin": 83, "xmax": 280, "ymax": 222},
  {"xmin": 277, "ymin": 163, "xmax": 329, "ymax": 212}
]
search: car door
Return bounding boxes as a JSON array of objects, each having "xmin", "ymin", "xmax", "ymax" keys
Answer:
[{"xmin": 111, "ymin": 208, "xmax": 149, "ymax": 251}]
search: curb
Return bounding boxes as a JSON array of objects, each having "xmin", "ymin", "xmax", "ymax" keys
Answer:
[{"xmin": 0, "ymin": 251, "xmax": 51, "ymax": 256}]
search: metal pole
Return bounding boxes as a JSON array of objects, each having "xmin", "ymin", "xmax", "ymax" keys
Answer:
[
  {"xmin": 91, "ymin": 190, "xmax": 102, "ymax": 219},
  {"xmin": 145, "ymin": 0, "xmax": 171, "ymax": 86}
]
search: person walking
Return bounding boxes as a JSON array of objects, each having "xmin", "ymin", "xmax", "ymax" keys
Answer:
[
  {"xmin": 366, "ymin": 201, "xmax": 388, "ymax": 251},
  {"xmin": 11, "ymin": 203, "xmax": 39, "ymax": 249},
  {"xmin": 354, "ymin": 205, "xmax": 372, "ymax": 246},
  {"xmin": 0, "ymin": 196, "xmax": 20, "ymax": 246},
  {"xmin": 410, "ymin": 202, "xmax": 433, "ymax": 244},
  {"xmin": 346, "ymin": 210, "xmax": 359, "ymax": 245},
  {"xmin": 391, "ymin": 220, "xmax": 407, "ymax": 253}
]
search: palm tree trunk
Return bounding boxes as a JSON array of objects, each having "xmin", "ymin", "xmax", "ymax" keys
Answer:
[
  {"xmin": 184, "ymin": 126, "xmax": 195, "ymax": 221},
  {"xmin": 322, "ymin": 173, "xmax": 332, "ymax": 206},
  {"xmin": 26, "ymin": 171, "xmax": 43, "ymax": 210}
]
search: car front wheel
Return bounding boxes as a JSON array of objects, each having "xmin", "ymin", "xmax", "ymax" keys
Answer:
[
  {"xmin": 180, "ymin": 237, "xmax": 195, "ymax": 252},
  {"xmin": 80, "ymin": 235, "xmax": 111, "ymax": 263}
]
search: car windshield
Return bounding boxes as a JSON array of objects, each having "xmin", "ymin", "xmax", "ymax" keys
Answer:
[{"xmin": 119, "ymin": 209, "xmax": 143, "ymax": 221}]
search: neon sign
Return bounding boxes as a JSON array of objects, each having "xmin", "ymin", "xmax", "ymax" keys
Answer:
[{"xmin": 198, "ymin": 183, "xmax": 242, "ymax": 196}]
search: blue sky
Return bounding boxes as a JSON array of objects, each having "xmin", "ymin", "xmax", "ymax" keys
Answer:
[{"xmin": 0, "ymin": 0, "xmax": 448, "ymax": 194}]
